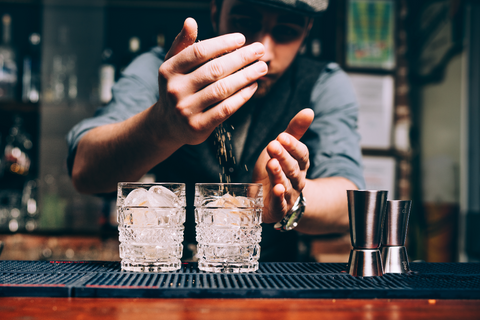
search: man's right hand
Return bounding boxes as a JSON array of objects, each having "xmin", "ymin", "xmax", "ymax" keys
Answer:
[
  {"xmin": 72, "ymin": 18, "xmax": 266, "ymax": 194},
  {"xmin": 151, "ymin": 18, "xmax": 267, "ymax": 146}
]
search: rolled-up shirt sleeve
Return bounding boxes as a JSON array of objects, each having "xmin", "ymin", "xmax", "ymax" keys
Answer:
[
  {"xmin": 66, "ymin": 47, "xmax": 165, "ymax": 176},
  {"xmin": 303, "ymin": 63, "xmax": 366, "ymax": 189}
]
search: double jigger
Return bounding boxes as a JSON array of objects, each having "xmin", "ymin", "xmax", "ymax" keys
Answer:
[
  {"xmin": 346, "ymin": 190, "xmax": 412, "ymax": 277},
  {"xmin": 382, "ymin": 200, "xmax": 412, "ymax": 274}
]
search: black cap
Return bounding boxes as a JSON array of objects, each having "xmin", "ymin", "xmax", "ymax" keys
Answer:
[{"xmin": 241, "ymin": 0, "xmax": 329, "ymax": 16}]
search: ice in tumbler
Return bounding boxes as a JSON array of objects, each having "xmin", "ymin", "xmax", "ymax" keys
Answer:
[
  {"xmin": 195, "ymin": 183, "xmax": 263, "ymax": 273},
  {"xmin": 117, "ymin": 182, "xmax": 186, "ymax": 272}
]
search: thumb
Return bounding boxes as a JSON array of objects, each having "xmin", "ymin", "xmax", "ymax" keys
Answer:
[
  {"xmin": 165, "ymin": 17, "xmax": 198, "ymax": 61},
  {"xmin": 283, "ymin": 108, "xmax": 314, "ymax": 140}
]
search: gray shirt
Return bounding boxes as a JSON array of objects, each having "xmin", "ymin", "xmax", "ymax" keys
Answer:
[{"xmin": 66, "ymin": 46, "xmax": 365, "ymax": 261}]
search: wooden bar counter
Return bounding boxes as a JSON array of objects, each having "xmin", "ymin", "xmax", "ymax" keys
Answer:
[
  {"xmin": 2, "ymin": 297, "xmax": 480, "ymax": 319},
  {"xmin": 1, "ymin": 244, "xmax": 480, "ymax": 319}
]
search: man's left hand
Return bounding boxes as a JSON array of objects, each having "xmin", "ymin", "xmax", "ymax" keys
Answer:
[{"xmin": 252, "ymin": 108, "xmax": 314, "ymax": 224}]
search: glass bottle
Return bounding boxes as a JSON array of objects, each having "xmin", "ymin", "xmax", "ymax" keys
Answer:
[
  {"xmin": 99, "ymin": 48, "xmax": 115, "ymax": 104},
  {"xmin": 22, "ymin": 33, "xmax": 41, "ymax": 103},
  {"xmin": 129, "ymin": 36, "xmax": 141, "ymax": 59},
  {"xmin": 2, "ymin": 115, "xmax": 32, "ymax": 185},
  {"xmin": 119, "ymin": 36, "xmax": 141, "ymax": 75},
  {"xmin": 0, "ymin": 14, "xmax": 17, "ymax": 101},
  {"xmin": 50, "ymin": 26, "xmax": 77, "ymax": 103},
  {"xmin": 311, "ymin": 38, "xmax": 321, "ymax": 58}
]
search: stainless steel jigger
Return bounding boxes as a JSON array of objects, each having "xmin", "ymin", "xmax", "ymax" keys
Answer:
[
  {"xmin": 347, "ymin": 190, "xmax": 388, "ymax": 277},
  {"xmin": 381, "ymin": 200, "xmax": 412, "ymax": 274}
]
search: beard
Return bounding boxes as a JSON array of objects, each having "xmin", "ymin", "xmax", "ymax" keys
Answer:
[{"xmin": 252, "ymin": 78, "xmax": 274, "ymax": 99}]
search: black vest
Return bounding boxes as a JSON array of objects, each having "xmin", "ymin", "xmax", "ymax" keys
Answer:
[{"xmin": 153, "ymin": 57, "xmax": 328, "ymax": 262}]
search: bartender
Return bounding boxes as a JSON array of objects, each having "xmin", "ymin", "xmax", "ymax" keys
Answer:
[{"xmin": 66, "ymin": 0, "xmax": 365, "ymax": 261}]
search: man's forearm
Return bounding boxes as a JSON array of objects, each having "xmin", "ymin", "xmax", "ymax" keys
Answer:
[
  {"xmin": 294, "ymin": 176, "xmax": 358, "ymax": 235},
  {"xmin": 71, "ymin": 19, "xmax": 268, "ymax": 195},
  {"xmin": 71, "ymin": 104, "xmax": 182, "ymax": 194}
]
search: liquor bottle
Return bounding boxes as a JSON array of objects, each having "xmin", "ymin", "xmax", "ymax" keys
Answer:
[
  {"xmin": 0, "ymin": 14, "xmax": 18, "ymax": 101},
  {"xmin": 311, "ymin": 38, "xmax": 321, "ymax": 58},
  {"xmin": 129, "ymin": 36, "xmax": 141, "ymax": 58},
  {"xmin": 23, "ymin": 179, "xmax": 38, "ymax": 232},
  {"xmin": 22, "ymin": 33, "xmax": 41, "ymax": 103},
  {"xmin": 157, "ymin": 33, "xmax": 165, "ymax": 48},
  {"xmin": 66, "ymin": 54, "xmax": 77, "ymax": 101},
  {"xmin": 0, "ymin": 115, "xmax": 32, "ymax": 233},
  {"xmin": 50, "ymin": 27, "xmax": 67, "ymax": 103},
  {"xmin": 119, "ymin": 36, "xmax": 141, "ymax": 75},
  {"xmin": 99, "ymin": 48, "xmax": 115, "ymax": 104},
  {"xmin": 50, "ymin": 26, "xmax": 77, "ymax": 103},
  {"xmin": 1, "ymin": 115, "xmax": 32, "ymax": 189}
]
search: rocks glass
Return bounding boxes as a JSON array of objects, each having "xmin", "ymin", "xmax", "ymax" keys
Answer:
[
  {"xmin": 117, "ymin": 182, "xmax": 186, "ymax": 272},
  {"xmin": 195, "ymin": 183, "xmax": 263, "ymax": 273}
]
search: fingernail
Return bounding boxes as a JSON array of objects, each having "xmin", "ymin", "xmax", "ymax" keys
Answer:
[
  {"xmin": 235, "ymin": 33, "xmax": 245, "ymax": 45},
  {"xmin": 243, "ymin": 82, "xmax": 258, "ymax": 93},
  {"xmin": 256, "ymin": 62, "xmax": 267, "ymax": 73},
  {"xmin": 252, "ymin": 43, "xmax": 265, "ymax": 56}
]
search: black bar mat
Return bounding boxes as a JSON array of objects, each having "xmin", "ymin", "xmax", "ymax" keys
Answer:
[
  {"xmin": 0, "ymin": 261, "xmax": 347, "ymax": 274},
  {"xmin": 1, "ymin": 261, "xmax": 479, "ymax": 299}
]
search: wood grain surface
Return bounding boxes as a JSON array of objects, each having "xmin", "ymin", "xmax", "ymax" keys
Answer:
[{"xmin": 1, "ymin": 297, "xmax": 480, "ymax": 320}]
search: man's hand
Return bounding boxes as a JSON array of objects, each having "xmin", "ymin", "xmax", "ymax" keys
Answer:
[
  {"xmin": 150, "ymin": 18, "xmax": 268, "ymax": 146},
  {"xmin": 252, "ymin": 109, "xmax": 315, "ymax": 224}
]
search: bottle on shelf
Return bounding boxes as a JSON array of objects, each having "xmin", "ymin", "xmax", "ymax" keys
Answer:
[
  {"xmin": 99, "ymin": 48, "xmax": 115, "ymax": 105},
  {"xmin": 129, "ymin": 36, "xmax": 141, "ymax": 60},
  {"xmin": 0, "ymin": 115, "xmax": 34, "ymax": 233},
  {"xmin": 157, "ymin": 33, "xmax": 165, "ymax": 48},
  {"xmin": 311, "ymin": 38, "xmax": 321, "ymax": 58},
  {"xmin": 22, "ymin": 33, "xmax": 41, "ymax": 103},
  {"xmin": 2, "ymin": 115, "xmax": 33, "ymax": 184},
  {"xmin": 119, "ymin": 36, "xmax": 141, "ymax": 75},
  {"xmin": 0, "ymin": 14, "xmax": 18, "ymax": 101},
  {"xmin": 22, "ymin": 179, "xmax": 38, "ymax": 232},
  {"xmin": 46, "ymin": 26, "xmax": 77, "ymax": 104}
]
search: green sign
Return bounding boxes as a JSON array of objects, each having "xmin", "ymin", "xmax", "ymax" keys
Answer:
[{"xmin": 346, "ymin": 0, "xmax": 396, "ymax": 70}]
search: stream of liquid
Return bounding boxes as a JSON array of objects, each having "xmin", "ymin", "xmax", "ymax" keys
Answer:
[{"xmin": 214, "ymin": 123, "xmax": 235, "ymax": 183}]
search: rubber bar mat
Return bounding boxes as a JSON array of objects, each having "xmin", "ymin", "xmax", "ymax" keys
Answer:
[
  {"xmin": 0, "ymin": 261, "xmax": 346, "ymax": 274},
  {"xmin": 1, "ymin": 261, "xmax": 479, "ymax": 299}
]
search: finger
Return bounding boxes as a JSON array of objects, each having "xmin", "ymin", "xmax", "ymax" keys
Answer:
[
  {"xmin": 272, "ymin": 184, "xmax": 286, "ymax": 202},
  {"xmin": 270, "ymin": 184, "xmax": 287, "ymax": 222},
  {"xmin": 189, "ymin": 42, "xmax": 265, "ymax": 91},
  {"xmin": 167, "ymin": 33, "xmax": 246, "ymax": 74},
  {"xmin": 266, "ymin": 159, "xmax": 288, "ymax": 220},
  {"xmin": 276, "ymin": 132, "xmax": 310, "ymax": 171},
  {"xmin": 266, "ymin": 140, "xmax": 304, "ymax": 190},
  {"xmin": 187, "ymin": 60, "xmax": 267, "ymax": 113},
  {"xmin": 267, "ymin": 157, "xmax": 301, "ymax": 207},
  {"xmin": 284, "ymin": 108, "xmax": 314, "ymax": 140},
  {"xmin": 263, "ymin": 184, "xmax": 287, "ymax": 224},
  {"xmin": 197, "ymin": 81, "xmax": 258, "ymax": 128},
  {"xmin": 266, "ymin": 157, "xmax": 289, "ymax": 188},
  {"xmin": 165, "ymin": 18, "xmax": 198, "ymax": 61}
]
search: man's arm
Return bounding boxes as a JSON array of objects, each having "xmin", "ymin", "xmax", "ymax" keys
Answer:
[
  {"xmin": 263, "ymin": 120, "xmax": 358, "ymax": 230},
  {"xmin": 252, "ymin": 109, "xmax": 352, "ymax": 231},
  {"xmin": 296, "ymin": 176, "xmax": 356, "ymax": 234},
  {"xmin": 72, "ymin": 107, "xmax": 181, "ymax": 194},
  {"xmin": 253, "ymin": 65, "xmax": 364, "ymax": 234},
  {"xmin": 253, "ymin": 110, "xmax": 358, "ymax": 234},
  {"xmin": 71, "ymin": 18, "xmax": 268, "ymax": 194}
]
